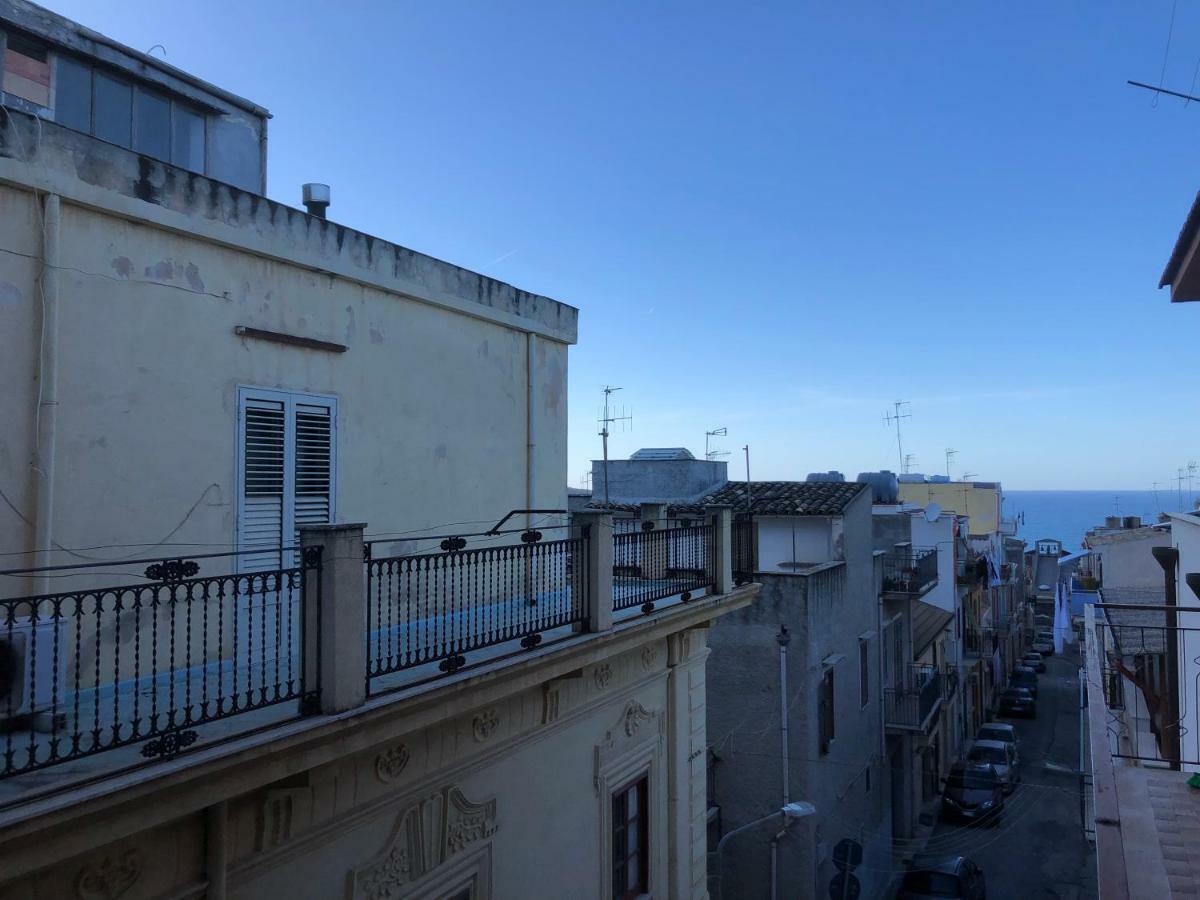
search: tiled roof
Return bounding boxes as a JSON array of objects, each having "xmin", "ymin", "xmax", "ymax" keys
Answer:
[
  {"xmin": 1102, "ymin": 587, "xmax": 1167, "ymax": 655},
  {"xmin": 687, "ymin": 481, "xmax": 868, "ymax": 516},
  {"xmin": 912, "ymin": 602, "xmax": 954, "ymax": 658}
]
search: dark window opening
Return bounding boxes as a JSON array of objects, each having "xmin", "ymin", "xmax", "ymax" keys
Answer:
[
  {"xmin": 94, "ymin": 71, "xmax": 132, "ymax": 148},
  {"xmin": 612, "ymin": 776, "xmax": 649, "ymax": 899},
  {"xmin": 134, "ymin": 87, "xmax": 170, "ymax": 160},
  {"xmin": 54, "ymin": 55, "xmax": 91, "ymax": 131},
  {"xmin": 819, "ymin": 669, "xmax": 836, "ymax": 754}
]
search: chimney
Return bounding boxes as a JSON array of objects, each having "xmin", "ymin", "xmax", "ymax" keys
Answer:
[{"xmin": 302, "ymin": 183, "xmax": 330, "ymax": 219}]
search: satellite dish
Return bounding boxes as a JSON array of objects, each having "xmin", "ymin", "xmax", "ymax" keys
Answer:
[{"xmin": 924, "ymin": 503, "xmax": 942, "ymax": 522}]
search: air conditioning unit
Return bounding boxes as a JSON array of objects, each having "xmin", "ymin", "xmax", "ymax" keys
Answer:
[{"xmin": 0, "ymin": 618, "xmax": 68, "ymax": 723}]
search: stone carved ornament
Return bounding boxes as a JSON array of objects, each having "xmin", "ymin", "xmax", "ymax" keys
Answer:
[
  {"xmin": 472, "ymin": 708, "xmax": 499, "ymax": 742},
  {"xmin": 375, "ymin": 743, "xmax": 411, "ymax": 783},
  {"xmin": 595, "ymin": 700, "xmax": 664, "ymax": 793},
  {"xmin": 348, "ymin": 785, "xmax": 498, "ymax": 900},
  {"xmin": 593, "ymin": 663, "xmax": 613, "ymax": 690},
  {"xmin": 74, "ymin": 849, "xmax": 142, "ymax": 900}
]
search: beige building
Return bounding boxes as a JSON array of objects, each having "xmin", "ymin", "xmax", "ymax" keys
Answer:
[
  {"xmin": 0, "ymin": 4, "xmax": 762, "ymax": 898},
  {"xmin": 897, "ymin": 479, "xmax": 1003, "ymax": 540}
]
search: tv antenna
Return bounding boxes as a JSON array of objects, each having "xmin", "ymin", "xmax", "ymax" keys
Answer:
[
  {"xmin": 1178, "ymin": 467, "xmax": 1187, "ymax": 511},
  {"xmin": 706, "ymin": 427, "xmax": 730, "ymax": 461},
  {"xmin": 1153, "ymin": 481, "xmax": 1163, "ymax": 513},
  {"xmin": 945, "ymin": 448, "xmax": 958, "ymax": 480},
  {"xmin": 598, "ymin": 386, "xmax": 632, "ymax": 506},
  {"xmin": 1189, "ymin": 461, "xmax": 1197, "ymax": 505},
  {"xmin": 882, "ymin": 401, "xmax": 910, "ymax": 472},
  {"xmin": 902, "ymin": 453, "xmax": 917, "ymax": 475},
  {"xmin": 742, "ymin": 445, "xmax": 753, "ymax": 513},
  {"xmin": 962, "ymin": 472, "xmax": 978, "ymax": 482},
  {"xmin": 580, "ymin": 470, "xmax": 592, "ymax": 490}
]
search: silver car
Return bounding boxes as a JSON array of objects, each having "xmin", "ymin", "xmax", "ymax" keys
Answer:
[
  {"xmin": 977, "ymin": 723, "xmax": 1019, "ymax": 764},
  {"xmin": 966, "ymin": 740, "xmax": 1019, "ymax": 793}
]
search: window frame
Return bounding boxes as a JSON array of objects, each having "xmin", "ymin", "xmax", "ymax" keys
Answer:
[{"xmin": 611, "ymin": 775, "xmax": 649, "ymax": 900}]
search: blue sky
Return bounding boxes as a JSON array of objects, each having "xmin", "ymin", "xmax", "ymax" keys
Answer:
[{"xmin": 50, "ymin": 0, "xmax": 1200, "ymax": 489}]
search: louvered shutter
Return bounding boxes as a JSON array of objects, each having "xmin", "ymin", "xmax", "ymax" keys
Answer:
[
  {"xmin": 239, "ymin": 398, "xmax": 286, "ymax": 571},
  {"xmin": 238, "ymin": 390, "xmax": 336, "ymax": 570},
  {"xmin": 293, "ymin": 403, "xmax": 333, "ymax": 554}
]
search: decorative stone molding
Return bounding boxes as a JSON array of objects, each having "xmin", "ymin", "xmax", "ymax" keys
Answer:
[
  {"xmin": 374, "ymin": 743, "xmax": 411, "ymax": 783},
  {"xmin": 640, "ymin": 644, "xmax": 657, "ymax": 670},
  {"xmin": 622, "ymin": 700, "xmax": 654, "ymax": 737},
  {"xmin": 347, "ymin": 785, "xmax": 498, "ymax": 899},
  {"xmin": 74, "ymin": 849, "xmax": 142, "ymax": 900},
  {"xmin": 541, "ymin": 685, "xmax": 561, "ymax": 724},
  {"xmin": 472, "ymin": 708, "xmax": 499, "ymax": 742},
  {"xmin": 593, "ymin": 663, "xmax": 613, "ymax": 690},
  {"xmin": 257, "ymin": 787, "xmax": 314, "ymax": 851},
  {"xmin": 595, "ymin": 699, "xmax": 664, "ymax": 792}
]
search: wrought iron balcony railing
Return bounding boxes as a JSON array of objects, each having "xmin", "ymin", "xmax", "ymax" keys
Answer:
[
  {"xmin": 881, "ymin": 548, "xmax": 938, "ymax": 597},
  {"xmin": 884, "ymin": 665, "xmax": 947, "ymax": 731}
]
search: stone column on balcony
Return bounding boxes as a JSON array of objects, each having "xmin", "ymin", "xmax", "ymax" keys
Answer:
[
  {"xmin": 572, "ymin": 510, "xmax": 613, "ymax": 632},
  {"xmin": 300, "ymin": 522, "xmax": 368, "ymax": 714},
  {"xmin": 706, "ymin": 504, "xmax": 733, "ymax": 595},
  {"xmin": 640, "ymin": 502, "xmax": 669, "ymax": 580}
]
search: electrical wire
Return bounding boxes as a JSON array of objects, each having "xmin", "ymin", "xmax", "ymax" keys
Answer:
[{"xmin": 1154, "ymin": 0, "xmax": 1179, "ymax": 108}]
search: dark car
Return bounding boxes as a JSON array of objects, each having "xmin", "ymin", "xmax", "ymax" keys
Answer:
[
  {"xmin": 896, "ymin": 855, "xmax": 987, "ymax": 899},
  {"xmin": 1010, "ymin": 666, "xmax": 1039, "ymax": 698},
  {"xmin": 1022, "ymin": 651, "xmax": 1046, "ymax": 673},
  {"xmin": 998, "ymin": 687, "xmax": 1036, "ymax": 718},
  {"xmin": 940, "ymin": 761, "xmax": 1004, "ymax": 824},
  {"xmin": 977, "ymin": 722, "xmax": 1018, "ymax": 757},
  {"xmin": 966, "ymin": 740, "xmax": 1019, "ymax": 793}
]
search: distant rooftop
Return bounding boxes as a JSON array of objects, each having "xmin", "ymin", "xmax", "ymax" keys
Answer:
[
  {"xmin": 629, "ymin": 448, "xmax": 695, "ymax": 461},
  {"xmin": 692, "ymin": 480, "xmax": 867, "ymax": 517}
]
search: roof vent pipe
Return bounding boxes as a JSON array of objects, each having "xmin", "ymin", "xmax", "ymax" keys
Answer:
[{"xmin": 302, "ymin": 183, "xmax": 330, "ymax": 219}]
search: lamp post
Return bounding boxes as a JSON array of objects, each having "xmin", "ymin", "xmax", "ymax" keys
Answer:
[{"xmin": 713, "ymin": 801, "xmax": 816, "ymax": 900}]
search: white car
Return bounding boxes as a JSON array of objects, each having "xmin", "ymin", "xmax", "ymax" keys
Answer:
[{"xmin": 966, "ymin": 740, "xmax": 1019, "ymax": 793}]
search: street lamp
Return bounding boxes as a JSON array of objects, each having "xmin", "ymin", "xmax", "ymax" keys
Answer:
[{"xmin": 713, "ymin": 801, "xmax": 816, "ymax": 899}]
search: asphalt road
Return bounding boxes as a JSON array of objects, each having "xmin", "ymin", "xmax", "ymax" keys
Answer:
[{"xmin": 923, "ymin": 645, "xmax": 1098, "ymax": 899}]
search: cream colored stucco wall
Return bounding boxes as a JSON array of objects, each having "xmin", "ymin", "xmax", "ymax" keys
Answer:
[
  {"xmin": 0, "ymin": 184, "xmax": 570, "ymax": 581},
  {"xmin": 898, "ymin": 482, "xmax": 1000, "ymax": 537}
]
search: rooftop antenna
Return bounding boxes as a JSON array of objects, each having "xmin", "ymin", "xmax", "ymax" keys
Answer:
[
  {"xmin": 945, "ymin": 448, "xmax": 958, "ymax": 480},
  {"xmin": 706, "ymin": 427, "xmax": 730, "ymax": 461},
  {"xmin": 581, "ymin": 470, "xmax": 592, "ymax": 490},
  {"xmin": 1189, "ymin": 461, "xmax": 1197, "ymax": 505},
  {"xmin": 882, "ymin": 401, "xmax": 911, "ymax": 472},
  {"xmin": 1178, "ymin": 467, "xmax": 1188, "ymax": 511},
  {"xmin": 902, "ymin": 453, "xmax": 917, "ymax": 475},
  {"xmin": 1114, "ymin": 495, "xmax": 1121, "ymax": 516},
  {"xmin": 598, "ymin": 386, "xmax": 632, "ymax": 506},
  {"xmin": 962, "ymin": 472, "xmax": 978, "ymax": 481},
  {"xmin": 1153, "ymin": 481, "xmax": 1163, "ymax": 513},
  {"xmin": 743, "ymin": 445, "xmax": 752, "ymax": 513}
]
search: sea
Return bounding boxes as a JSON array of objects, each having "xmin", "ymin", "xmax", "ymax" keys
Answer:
[{"xmin": 1005, "ymin": 490, "xmax": 1189, "ymax": 551}]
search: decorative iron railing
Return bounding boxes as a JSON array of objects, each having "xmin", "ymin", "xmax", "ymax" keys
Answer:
[
  {"xmin": 0, "ymin": 548, "xmax": 319, "ymax": 780},
  {"xmin": 612, "ymin": 522, "xmax": 713, "ymax": 614},
  {"xmin": 880, "ymin": 547, "xmax": 938, "ymax": 596},
  {"xmin": 1090, "ymin": 602, "xmax": 1200, "ymax": 768},
  {"xmin": 365, "ymin": 529, "xmax": 587, "ymax": 685},
  {"xmin": 884, "ymin": 666, "xmax": 945, "ymax": 730}
]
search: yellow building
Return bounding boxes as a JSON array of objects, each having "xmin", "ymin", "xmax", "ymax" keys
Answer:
[{"xmin": 898, "ymin": 480, "xmax": 1002, "ymax": 538}]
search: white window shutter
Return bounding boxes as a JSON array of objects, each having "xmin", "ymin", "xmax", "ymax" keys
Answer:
[{"xmin": 237, "ymin": 390, "xmax": 336, "ymax": 570}]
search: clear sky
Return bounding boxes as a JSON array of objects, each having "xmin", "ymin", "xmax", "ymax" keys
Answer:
[{"xmin": 47, "ymin": 0, "xmax": 1200, "ymax": 490}]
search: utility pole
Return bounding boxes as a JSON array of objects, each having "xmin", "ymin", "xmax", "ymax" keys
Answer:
[
  {"xmin": 882, "ymin": 401, "xmax": 911, "ymax": 472},
  {"xmin": 598, "ymin": 386, "xmax": 632, "ymax": 506},
  {"xmin": 706, "ymin": 427, "xmax": 729, "ymax": 461},
  {"xmin": 945, "ymin": 448, "xmax": 957, "ymax": 480}
]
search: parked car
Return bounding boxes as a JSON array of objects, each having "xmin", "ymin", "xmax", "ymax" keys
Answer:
[
  {"xmin": 1033, "ymin": 630, "xmax": 1054, "ymax": 655},
  {"xmin": 998, "ymin": 686, "xmax": 1036, "ymax": 718},
  {"xmin": 966, "ymin": 739, "xmax": 1020, "ymax": 793},
  {"xmin": 941, "ymin": 761, "xmax": 1005, "ymax": 825},
  {"xmin": 977, "ymin": 722, "xmax": 1019, "ymax": 763},
  {"xmin": 896, "ymin": 855, "xmax": 987, "ymax": 899},
  {"xmin": 1022, "ymin": 651, "xmax": 1046, "ymax": 673},
  {"xmin": 1010, "ymin": 666, "xmax": 1039, "ymax": 698}
]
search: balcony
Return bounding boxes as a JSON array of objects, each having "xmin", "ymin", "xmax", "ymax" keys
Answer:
[
  {"xmin": 957, "ymin": 552, "xmax": 988, "ymax": 586},
  {"xmin": 1084, "ymin": 601, "xmax": 1200, "ymax": 898},
  {"xmin": 0, "ymin": 508, "xmax": 743, "ymax": 807},
  {"xmin": 884, "ymin": 664, "xmax": 949, "ymax": 732},
  {"xmin": 880, "ymin": 548, "xmax": 938, "ymax": 598}
]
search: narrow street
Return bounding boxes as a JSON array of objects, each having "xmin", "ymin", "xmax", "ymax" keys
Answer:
[{"xmin": 923, "ymin": 646, "xmax": 1098, "ymax": 899}]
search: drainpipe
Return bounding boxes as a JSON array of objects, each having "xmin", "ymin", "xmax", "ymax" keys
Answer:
[
  {"xmin": 771, "ymin": 625, "xmax": 792, "ymax": 900},
  {"xmin": 32, "ymin": 194, "xmax": 61, "ymax": 595},
  {"xmin": 525, "ymin": 334, "xmax": 536, "ymax": 531},
  {"xmin": 1152, "ymin": 546, "xmax": 1181, "ymax": 770}
]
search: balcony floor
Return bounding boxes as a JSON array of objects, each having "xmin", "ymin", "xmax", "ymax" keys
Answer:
[{"xmin": 1114, "ymin": 764, "xmax": 1200, "ymax": 899}]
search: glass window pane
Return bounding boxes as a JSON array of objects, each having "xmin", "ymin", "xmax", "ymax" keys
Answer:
[
  {"xmin": 172, "ymin": 103, "xmax": 205, "ymax": 172},
  {"xmin": 94, "ymin": 72, "xmax": 131, "ymax": 147},
  {"xmin": 134, "ymin": 87, "xmax": 170, "ymax": 160},
  {"xmin": 627, "ymin": 820, "xmax": 638, "ymax": 855},
  {"xmin": 54, "ymin": 56, "xmax": 91, "ymax": 132},
  {"xmin": 628, "ymin": 785, "xmax": 638, "ymax": 816}
]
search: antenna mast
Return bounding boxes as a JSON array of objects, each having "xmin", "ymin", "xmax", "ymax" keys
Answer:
[
  {"xmin": 882, "ymin": 401, "xmax": 911, "ymax": 472},
  {"xmin": 945, "ymin": 448, "xmax": 958, "ymax": 480},
  {"xmin": 706, "ymin": 427, "xmax": 730, "ymax": 461},
  {"xmin": 902, "ymin": 453, "xmax": 917, "ymax": 475},
  {"xmin": 598, "ymin": 386, "xmax": 632, "ymax": 506},
  {"xmin": 743, "ymin": 445, "xmax": 752, "ymax": 513}
]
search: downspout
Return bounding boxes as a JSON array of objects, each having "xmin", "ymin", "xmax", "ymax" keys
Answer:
[
  {"xmin": 1152, "ymin": 546, "xmax": 1181, "ymax": 769},
  {"xmin": 32, "ymin": 194, "xmax": 61, "ymax": 595},
  {"xmin": 771, "ymin": 625, "xmax": 792, "ymax": 900},
  {"xmin": 526, "ymin": 334, "xmax": 536, "ymax": 531}
]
